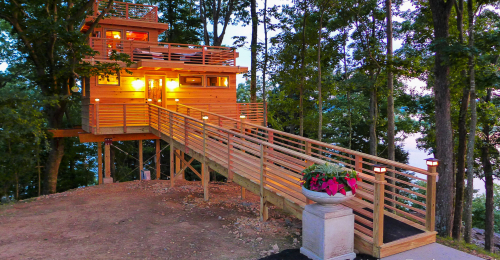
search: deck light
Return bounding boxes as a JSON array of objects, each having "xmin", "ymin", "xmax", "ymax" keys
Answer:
[
  {"xmin": 240, "ymin": 115, "xmax": 246, "ymax": 119},
  {"xmin": 425, "ymin": 158, "xmax": 439, "ymax": 167},
  {"xmin": 373, "ymin": 164, "xmax": 387, "ymax": 173},
  {"xmin": 175, "ymin": 99, "xmax": 179, "ymax": 102},
  {"xmin": 167, "ymin": 80, "xmax": 179, "ymax": 91},
  {"xmin": 202, "ymin": 116, "xmax": 209, "ymax": 120},
  {"xmin": 132, "ymin": 78, "xmax": 145, "ymax": 89},
  {"xmin": 147, "ymin": 98, "xmax": 152, "ymax": 102},
  {"xmin": 95, "ymin": 98, "xmax": 100, "ymax": 102}
]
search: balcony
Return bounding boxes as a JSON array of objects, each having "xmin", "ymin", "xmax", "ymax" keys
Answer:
[
  {"xmin": 92, "ymin": 0, "xmax": 158, "ymax": 23},
  {"xmin": 88, "ymin": 37, "xmax": 237, "ymax": 67}
]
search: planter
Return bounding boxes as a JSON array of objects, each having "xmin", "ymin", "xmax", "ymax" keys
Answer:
[{"xmin": 302, "ymin": 186, "xmax": 354, "ymax": 206}]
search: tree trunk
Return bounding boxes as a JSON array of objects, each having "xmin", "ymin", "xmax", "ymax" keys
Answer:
[
  {"xmin": 452, "ymin": 0, "xmax": 470, "ymax": 240},
  {"xmin": 386, "ymin": 0, "xmax": 395, "ymax": 207},
  {"xmin": 482, "ymin": 88, "xmax": 494, "ymax": 252},
  {"xmin": 317, "ymin": 9, "xmax": 323, "ymax": 141},
  {"xmin": 463, "ymin": 0, "xmax": 476, "ymax": 242},
  {"xmin": 429, "ymin": 0, "xmax": 455, "ymax": 236},
  {"xmin": 263, "ymin": 0, "xmax": 268, "ymax": 126},
  {"xmin": 369, "ymin": 85, "xmax": 377, "ymax": 156},
  {"xmin": 14, "ymin": 172, "xmax": 19, "ymax": 201},
  {"xmin": 299, "ymin": 10, "xmax": 308, "ymax": 137},
  {"xmin": 250, "ymin": 0, "xmax": 257, "ymax": 103},
  {"xmin": 43, "ymin": 137, "xmax": 65, "ymax": 194}
]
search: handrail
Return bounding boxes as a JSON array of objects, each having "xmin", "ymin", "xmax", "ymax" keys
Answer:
[
  {"xmin": 93, "ymin": 0, "xmax": 158, "ymax": 22},
  {"xmin": 177, "ymin": 104, "xmax": 433, "ymax": 176}
]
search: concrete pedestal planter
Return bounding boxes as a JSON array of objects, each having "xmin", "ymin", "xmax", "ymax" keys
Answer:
[{"xmin": 301, "ymin": 186, "xmax": 354, "ymax": 206}]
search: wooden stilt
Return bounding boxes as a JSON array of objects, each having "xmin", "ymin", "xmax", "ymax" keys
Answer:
[
  {"xmin": 260, "ymin": 144, "xmax": 268, "ymax": 221},
  {"xmin": 156, "ymin": 139, "xmax": 160, "ymax": 180},
  {"xmin": 97, "ymin": 142, "xmax": 102, "ymax": 185},
  {"xmin": 180, "ymin": 151, "xmax": 185, "ymax": 179},
  {"xmin": 175, "ymin": 149, "xmax": 181, "ymax": 179},
  {"xmin": 170, "ymin": 143, "xmax": 175, "ymax": 187},
  {"xmin": 203, "ymin": 163, "xmax": 209, "ymax": 201},
  {"xmin": 104, "ymin": 139, "xmax": 111, "ymax": 181},
  {"xmin": 241, "ymin": 187, "xmax": 246, "ymax": 199},
  {"xmin": 139, "ymin": 140, "xmax": 143, "ymax": 180},
  {"xmin": 260, "ymin": 198, "xmax": 269, "ymax": 221}
]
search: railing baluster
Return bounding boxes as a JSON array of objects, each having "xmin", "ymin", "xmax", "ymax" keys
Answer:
[
  {"xmin": 227, "ymin": 132, "xmax": 232, "ymax": 181},
  {"xmin": 426, "ymin": 166, "xmax": 437, "ymax": 231},
  {"xmin": 373, "ymin": 171, "xmax": 386, "ymax": 253},
  {"xmin": 260, "ymin": 144, "xmax": 268, "ymax": 221},
  {"xmin": 125, "ymin": 3, "xmax": 129, "ymax": 19},
  {"xmin": 123, "ymin": 104, "xmax": 127, "ymax": 133}
]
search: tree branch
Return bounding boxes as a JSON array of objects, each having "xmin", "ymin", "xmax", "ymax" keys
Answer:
[{"xmin": 84, "ymin": 0, "xmax": 114, "ymax": 40}]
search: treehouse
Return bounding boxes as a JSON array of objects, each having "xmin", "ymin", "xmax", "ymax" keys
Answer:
[{"xmin": 63, "ymin": 1, "xmax": 439, "ymax": 258}]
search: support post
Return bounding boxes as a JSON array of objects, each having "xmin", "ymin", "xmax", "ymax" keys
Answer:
[
  {"xmin": 103, "ymin": 138, "xmax": 113, "ymax": 184},
  {"xmin": 260, "ymin": 144, "xmax": 269, "ymax": 221},
  {"xmin": 202, "ymin": 121, "xmax": 209, "ymax": 201},
  {"xmin": 98, "ymin": 142, "xmax": 103, "ymax": 185},
  {"xmin": 373, "ymin": 171, "xmax": 386, "ymax": 257},
  {"xmin": 426, "ymin": 166, "xmax": 437, "ymax": 231},
  {"xmin": 156, "ymin": 139, "xmax": 161, "ymax": 180},
  {"xmin": 354, "ymin": 155, "xmax": 363, "ymax": 199},
  {"xmin": 241, "ymin": 187, "xmax": 246, "ymax": 199},
  {"xmin": 227, "ymin": 133, "xmax": 233, "ymax": 182},
  {"xmin": 139, "ymin": 140, "xmax": 143, "ymax": 180},
  {"xmin": 169, "ymin": 112, "xmax": 175, "ymax": 187},
  {"xmin": 175, "ymin": 149, "xmax": 180, "ymax": 179}
]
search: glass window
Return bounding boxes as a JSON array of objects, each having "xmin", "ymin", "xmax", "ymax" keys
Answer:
[
  {"xmin": 147, "ymin": 78, "xmax": 163, "ymax": 101},
  {"xmin": 97, "ymin": 73, "xmax": 119, "ymax": 85},
  {"xmin": 126, "ymin": 31, "xmax": 149, "ymax": 41},
  {"xmin": 179, "ymin": 75, "xmax": 203, "ymax": 87},
  {"xmin": 105, "ymin": 30, "xmax": 122, "ymax": 39},
  {"xmin": 207, "ymin": 76, "xmax": 229, "ymax": 87}
]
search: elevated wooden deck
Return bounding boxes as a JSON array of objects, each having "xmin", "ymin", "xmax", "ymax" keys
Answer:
[{"xmin": 82, "ymin": 103, "xmax": 437, "ymax": 258}]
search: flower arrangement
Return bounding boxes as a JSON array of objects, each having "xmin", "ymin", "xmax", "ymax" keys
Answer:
[{"xmin": 301, "ymin": 163, "xmax": 360, "ymax": 196}]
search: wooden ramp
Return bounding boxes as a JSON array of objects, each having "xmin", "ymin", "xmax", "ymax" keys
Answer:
[{"xmin": 85, "ymin": 102, "xmax": 437, "ymax": 258}]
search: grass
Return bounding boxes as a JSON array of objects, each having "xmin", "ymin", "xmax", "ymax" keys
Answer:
[{"xmin": 437, "ymin": 236, "xmax": 500, "ymax": 259}]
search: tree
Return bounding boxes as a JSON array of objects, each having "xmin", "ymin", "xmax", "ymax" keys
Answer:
[
  {"xmin": 157, "ymin": 0, "xmax": 203, "ymax": 44},
  {"xmin": 250, "ymin": 0, "xmax": 257, "ymax": 103},
  {"xmin": 428, "ymin": 0, "xmax": 456, "ymax": 236},
  {"xmin": 0, "ymin": 0, "xmax": 130, "ymax": 194}
]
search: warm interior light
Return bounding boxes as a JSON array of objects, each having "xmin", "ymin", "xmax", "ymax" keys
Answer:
[
  {"xmin": 175, "ymin": 99, "xmax": 179, "ymax": 102},
  {"xmin": 425, "ymin": 158, "xmax": 439, "ymax": 167},
  {"xmin": 223, "ymin": 78, "xmax": 228, "ymax": 86},
  {"xmin": 373, "ymin": 164, "xmax": 387, "ymax": 173},
  {"xmin": 167, "ymin": 80, "xmax": 179, "ymax": 91},
  {"xmin": 240, "ymin": 115, "xmax": 246, "ymax": 119},
  {"xmin": 132, "ymin": 78, "xmax": 145, "ymax": 89},
  {"xmin": 202, "ymin": 116, "xmax": 209, "ymax": 120},
  {"xmin": 95, "ymin": 98, "xmax": 100, "ymax": 102}
]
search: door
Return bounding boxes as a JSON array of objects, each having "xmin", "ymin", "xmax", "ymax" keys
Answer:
[{"xmin": 146, "ymin": 76, "xmax": 164, "ymax": 107}]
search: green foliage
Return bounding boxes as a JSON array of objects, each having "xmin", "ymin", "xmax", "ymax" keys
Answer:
[{"xmin": 471, "ymin": 184, "xmax": 500, "ymax": 233}]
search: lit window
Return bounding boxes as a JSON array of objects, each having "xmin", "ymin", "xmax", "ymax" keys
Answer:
[
  {"xmin": 126, "ymin": 31, "xmax": 149, "ymax": 41},
  {"xmin": 105, "ymin": 30, "xmax": 122, "ymax": 39},
  {"xmin": 207, "ymin": 76, "xmax": 229, "ymax": 87},
  {"xmin": 179, "ymin": 75, "xmax": 203, "ymax": 87},
  {"xmin": 98, "ymin": 73, "xmax": 119, "ymax": 85}
]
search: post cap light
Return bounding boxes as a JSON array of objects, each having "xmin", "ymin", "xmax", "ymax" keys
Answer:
[
  {"xmin": 240, "ymin": 115, "xmax": 246, "ymax": 119},
  {"xmin": 425, "ymin": 158, "xmax": 439, "ymax": 167},
  {"xmin": 158, "ymin": 99, "xmax": 162, "ymax": 102},
  {"xmin": 95, "ymin": 98, "xmax": 100, "ymax": 102},
  {"xmin": 373, "ymin": 164, "xmax": 387, "ymax": 173},
  {"xmin": 202, "ymin": 116, "xmax": 209, "ymax": 120},
  {"xmin": 175, "ymin": 99, "xmax": 179, "ymax": 102},
  {"xmin": 147, "ymin": 98, "xmax": 152, "ymax": 102}
]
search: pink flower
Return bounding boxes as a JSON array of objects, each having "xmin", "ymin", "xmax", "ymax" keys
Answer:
[
  {"xmin": 338, "ymin": 184, "xmax": 346, "ymax": 196},
  {"xmin": 346, "ymin": 178, "xmax": 357, "ymax": 194}
]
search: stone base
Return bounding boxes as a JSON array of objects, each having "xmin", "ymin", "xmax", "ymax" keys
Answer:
[
  {"xmin": 300, "ymin": 247, "xmax": 356, "ymax": 260},
  {"xmin": 301, "ymin": 204, "xmax": 355, "ymax": 260},
  {"xmin": 103, "ymin": 177, "xmax": 113, "ymax": 184}
]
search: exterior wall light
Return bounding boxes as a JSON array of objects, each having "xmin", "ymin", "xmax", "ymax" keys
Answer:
[
  {"xmin": 175, "ymin": 99, "xmax": 179, "ymax": 102},
  {"xmin": 373, "ymin": 164, "xmax": 387, "ymax": 173},
  {"xmin": 71, "ymin": 86, "xmax": 81, "ymax": 92},
  {"xmin": 167, "ymin": 80, "xmax": 179, "ymax": 91},
  {"xmin": 240, "ymin": 115, "xmax": 246, "ymax": 119},
  {"xmin": 95, "ymin": 98, "xmax": 100, "ymax": 102},
  {"xmin": 132, "ymin": 78, "xmax": 145, "ymax": 89},
  {"xmin": 158, "ymin": 99, "xmax": 161, "ymax": 102}
]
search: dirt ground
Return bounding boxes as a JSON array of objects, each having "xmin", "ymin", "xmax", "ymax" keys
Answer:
[{"xmin": 0, "ymin": 180, "xmax": 303, "ymax": 260}]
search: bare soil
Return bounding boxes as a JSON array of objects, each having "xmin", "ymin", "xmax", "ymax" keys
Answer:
[{"xmin": 0, "ymin": 180, "xmax": 302, "ymax": 260}]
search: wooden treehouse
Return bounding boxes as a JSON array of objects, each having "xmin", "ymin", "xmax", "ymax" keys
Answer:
[{"xmin": 58, "ymin": 1, "xmax": 438, "ymax": 258}]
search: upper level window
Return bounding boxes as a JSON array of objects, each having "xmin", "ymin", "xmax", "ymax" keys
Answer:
[
  {"xmin": 207, "ymin": 76, "xmax": 229, "ymax": 88},
  {"xmin": 179, "ymin": 75, "xmax": 203, "ymax": 88},
  {"xmin": 126, "ymin": 31, "xmax": 149, "ymax": 41},
  {"xmin": 98, "ymin": 73, "xmax": 119, "ymax": 85},
  {"xmin": 106, "ymin": 30, "xmax": 122, "ymax": 39}
]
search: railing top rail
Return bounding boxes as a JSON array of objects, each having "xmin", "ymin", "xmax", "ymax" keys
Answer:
[
  {"xmin": 97, "ymin": 0, "xmax": 156, "ymax": 8},
  {"xmin": 89, "ymin": 37, "xmax": 235, "ymax": 51},
  {"xmin": 176, "ymin": 103, "xmax": 435, "ymax": 176},
  {"xmin": 182, "ymin": 103, "xmax": 263, "ymax": 105},
  {"xmin": 151, "ymin": 104, "xmax": 325, "ymax": 166}
]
